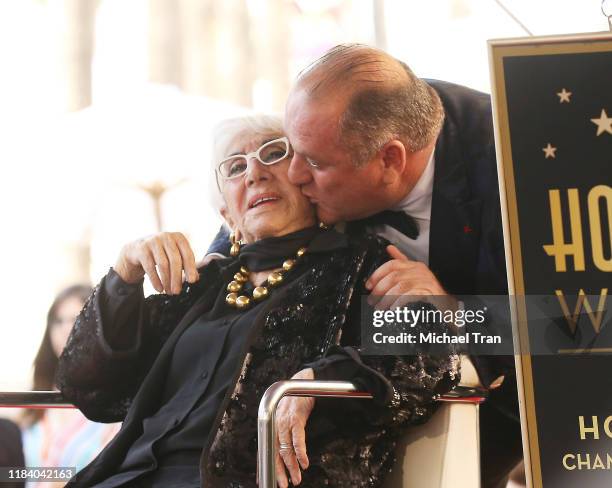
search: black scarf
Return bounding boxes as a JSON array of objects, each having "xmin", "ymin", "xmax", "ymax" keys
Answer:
[{"xmin": 238, "ymin": 226, "xmax": 323, "ymax": 272}]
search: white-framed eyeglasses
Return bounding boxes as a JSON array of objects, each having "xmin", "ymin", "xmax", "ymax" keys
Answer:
[{"xmin": 216, "ymin": 137, "xmax": 292, "ymax": 188}]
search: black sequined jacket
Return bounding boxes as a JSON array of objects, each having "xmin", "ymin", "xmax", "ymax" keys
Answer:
[{"xmin": 57, "ymin": 232, "xmax": 459, "ymax": 487}]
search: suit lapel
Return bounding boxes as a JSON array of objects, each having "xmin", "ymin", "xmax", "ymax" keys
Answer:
[{"xmin": 429, "ymin": 114, "xmax": 482, "ymax": 296}]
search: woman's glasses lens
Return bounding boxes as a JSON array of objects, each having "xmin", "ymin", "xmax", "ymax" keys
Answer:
[
  {"xmin": 223, "ymin": 158, "xmax": 248, "ymax": 177},
  {"xmin": 259, "ymin": 139, "xmax": 289, "ymax": 164}
]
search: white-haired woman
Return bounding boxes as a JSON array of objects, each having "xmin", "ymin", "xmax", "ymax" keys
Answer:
[{"xmin": 57, "ymin": 114, "xmax": 458, "ymax": 488}]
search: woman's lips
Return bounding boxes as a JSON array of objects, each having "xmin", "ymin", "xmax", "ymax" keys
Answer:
[
  {"xmin": 250, "ymin": 199, "xmax": 278, "ymax": 209},
  {"xmin": 248, "ymin": 192, "xmax": 282, "ymax": 209}
]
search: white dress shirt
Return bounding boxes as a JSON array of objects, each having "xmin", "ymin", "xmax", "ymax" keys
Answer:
[{"xmin": 371, "ymin": 151, "xmax": 435, "ymax": 265}]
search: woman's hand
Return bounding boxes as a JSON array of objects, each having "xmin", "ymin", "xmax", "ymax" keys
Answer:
[
  {"xmin": 114, "ymin": 232, "xmax": 199, "ymax": 295},
  {"xmin": 274, "ymin": 368, "xmax": 315, "ymax": 487}
]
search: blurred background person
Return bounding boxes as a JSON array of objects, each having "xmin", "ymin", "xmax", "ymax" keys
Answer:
[
  {"xmin": 0, "ymin": 417, "xmax": 25, "ymax": 488},
  {"xmin": 20, "ymin": 285, "xmax": 121, "ymax": 488}
]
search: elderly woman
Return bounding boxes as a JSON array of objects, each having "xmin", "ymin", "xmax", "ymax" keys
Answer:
[{"xmin": 57, "ymin": 114, "xmax": 459, "ymax": 488}]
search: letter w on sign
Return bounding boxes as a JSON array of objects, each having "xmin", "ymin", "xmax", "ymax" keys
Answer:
[{"xmin": 555, "ymin": 288, "xmax": 609, "ymax": 335}]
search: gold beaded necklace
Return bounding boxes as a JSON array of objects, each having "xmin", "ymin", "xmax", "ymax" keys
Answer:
[{"xmin": 225, "ymin": 246, "xmax": 307, "ymax": 310}]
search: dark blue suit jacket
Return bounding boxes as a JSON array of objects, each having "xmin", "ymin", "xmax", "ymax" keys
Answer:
[{"xmin": 425, "ymin": 81, "xmax": 514, "ymax": 399}]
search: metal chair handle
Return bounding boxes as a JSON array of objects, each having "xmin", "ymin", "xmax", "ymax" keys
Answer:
[
  {"xmin": 0, "ymin": 391, "xmax": 74, "ymax": 409},
  {"xmin": 257, "ymin": 380, "xmax": 487, "ymax": 488},
  {"xmin": 257, "ymin": 380, "xmax": 372, "ymax": 488}
]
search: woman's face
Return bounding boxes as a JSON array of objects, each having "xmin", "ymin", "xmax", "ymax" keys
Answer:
[
  {"xmin": 220, "ymin": 133, "xmax": 316, "ymax": 243},
  {"xmin": 50, "ymin": 296, "xmax": 84, "ymax": 358}
]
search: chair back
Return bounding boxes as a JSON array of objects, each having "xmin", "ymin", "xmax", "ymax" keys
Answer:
[{"xmin": 381, "ymin": 355, "xmax": 482, "ymax": 488}]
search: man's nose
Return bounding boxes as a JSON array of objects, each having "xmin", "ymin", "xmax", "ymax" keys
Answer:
[
  {"xmin": 287, "ymin": 154, "xmax": 312, "ymax": 186},
  {"xmin": 245, "ymin": 157, "xmax": 270, "ymax": 186}
]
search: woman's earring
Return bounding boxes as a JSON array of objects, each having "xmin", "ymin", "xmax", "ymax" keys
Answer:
[{"xmin": 230, "ymin": 231, "xmax": 242, "ymax": 256}]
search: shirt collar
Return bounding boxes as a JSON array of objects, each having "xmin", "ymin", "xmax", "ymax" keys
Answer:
[{"xmin": 391, "ymin": 149, "xmax": 435, "ymax": 220}]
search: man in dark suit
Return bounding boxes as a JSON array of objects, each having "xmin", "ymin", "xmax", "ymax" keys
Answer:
[
  {"xmin": 281, "ymin": 44, "xmax": 521, "ymax": 488},
  {"xmin": 208, "ymin": 44, "xmax": 522, "ymax": 487}
]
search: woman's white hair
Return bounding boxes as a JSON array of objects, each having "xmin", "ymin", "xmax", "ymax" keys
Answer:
[{"xmin": 208, "ymin": 113, "xmax": 284, "ymax": 213}]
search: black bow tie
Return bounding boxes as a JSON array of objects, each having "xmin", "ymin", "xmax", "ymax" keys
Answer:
[{"xmin": 354, "ymin": 210, "xmax": 419, "ymax": 240}]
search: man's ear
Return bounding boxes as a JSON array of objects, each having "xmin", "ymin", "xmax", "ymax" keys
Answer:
[{"xmin": 380, "ymin": 139, "xmax": 407, "ymax": 185}]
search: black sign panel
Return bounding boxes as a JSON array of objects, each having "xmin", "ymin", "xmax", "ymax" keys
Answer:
[{"xmin": 490, "ymin": 33, "xmax": 612, "ymax": 488}]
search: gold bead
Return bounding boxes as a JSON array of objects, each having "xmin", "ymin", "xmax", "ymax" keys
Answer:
[
  {"xmin": 267, "ymin": 271, "xmax": 283, "ymax": 286},
  {"xmin": 282, "ymin": 259, "xmax": 295, "ymax": 271},
  {"xmin": 296, "ymin": 247, "xmax": 307, "ymax": 257},
  {"xmin": 235, "ymin": 295, "xmax": 251, "ymax": 308},
  {"xmin": 230, "ymin": 243, "xmax": 240, "ymax": 256},
  {"xmin": 227, "ymin": 280, "xmax": 242, "ymax": 293},
  {"xmin": 226, "ymin": 292, "xmax": 238, "ymax": 306},
  {"xmin": 252, "ymin": 286, "xmax": 269, "ymax": 300},
  {"xmin": 234, "ymin": 272, "xmax": 248, "ymax": 283},
  {"xmin": 240, "ymin": 266, "xmax": 249, "ymax": 275}
]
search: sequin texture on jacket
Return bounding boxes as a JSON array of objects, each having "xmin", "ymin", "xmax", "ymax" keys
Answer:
[{"xmin": 57, "ymin": 233, "xmax": 460, "ymax": 487}]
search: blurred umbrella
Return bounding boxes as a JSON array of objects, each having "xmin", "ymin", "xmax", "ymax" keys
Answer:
[
  {"xmin": 51, "ymin": 83, "xmax": 246, "ymax": 278},
  {"xmin": 60, "ymin": 83, "xmax": 246, "ymax": 194}
]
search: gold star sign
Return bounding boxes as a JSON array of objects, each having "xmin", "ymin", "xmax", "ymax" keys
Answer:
[
  {"xmin": 590, "ymin": 109, "xmax": 612, "ymax": 136},
  {"xmin": 542, "ymin": 143, "xmax": 557, "ymax": 159},
  {"xmin": 557, "ymin": 88, "xmax": 572, "ymax": 103}
]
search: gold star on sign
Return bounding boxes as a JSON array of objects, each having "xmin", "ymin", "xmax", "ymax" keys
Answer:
[
  {"xmin": 556, "ymin": 88, "xmax": 572, "ymax": 103},
  {"xmin": 590, "ymin": 109, "xmax": 612, "ymax": 136},
  {"xmin": 542, "ymin": 143, "xmax": 557, "ymax": 159}
]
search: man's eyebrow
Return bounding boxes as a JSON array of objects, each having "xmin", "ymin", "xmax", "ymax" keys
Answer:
[{"xmin": 291, "ymin": 144, "xmax": 314, "ymax": 159}]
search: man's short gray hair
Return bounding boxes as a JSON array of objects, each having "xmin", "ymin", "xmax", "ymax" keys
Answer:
[
  {"xmin": 209, "ymin": 114, "xmax": 284, "ymax": 211},
  {"xmin": 298, "ymin": 44, "xmax": 445, "ymax": 166}
]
